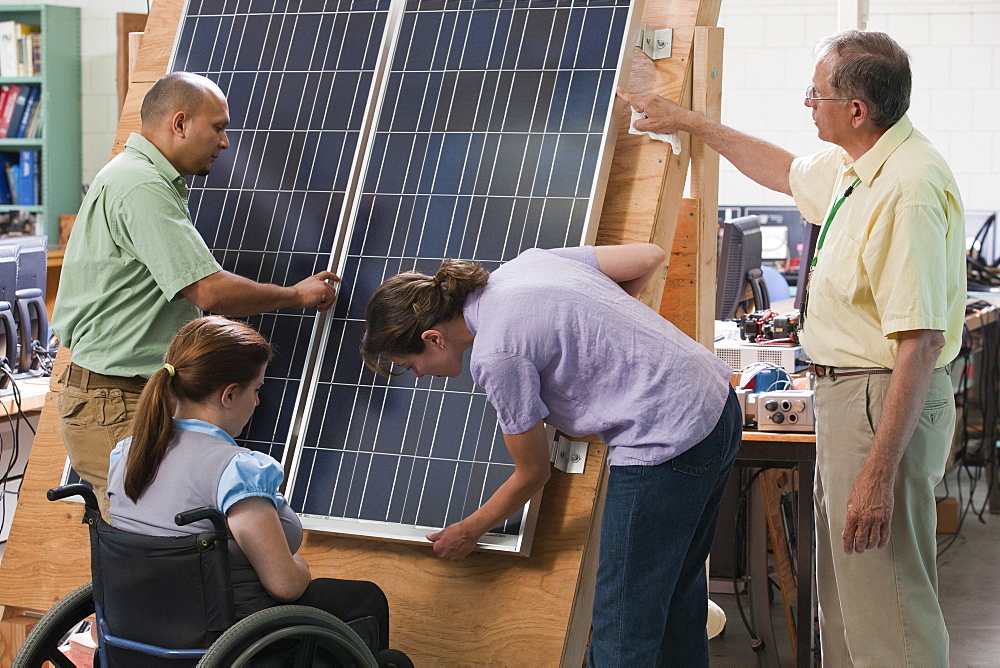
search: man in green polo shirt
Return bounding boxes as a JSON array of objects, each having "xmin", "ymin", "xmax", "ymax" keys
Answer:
[
  {"xmin": 52, "ymin": 72, "xmax": 338, "ymax": 518},
  {"xmin": 619, "ymin": 31, "xmax": 963, "ymax": 667}
]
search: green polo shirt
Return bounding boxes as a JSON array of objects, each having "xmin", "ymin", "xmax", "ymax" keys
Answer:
[{"xmin": 52, "ymin": 133, "xmax": 221, "ymax": 377}]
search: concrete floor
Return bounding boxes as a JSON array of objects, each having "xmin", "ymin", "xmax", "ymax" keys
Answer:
[{"xmin": 707, "ymin": 465, "xmax": 1000, "ymax": 667}]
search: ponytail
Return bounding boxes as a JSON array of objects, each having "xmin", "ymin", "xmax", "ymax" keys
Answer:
[
  {"xmin": 362, "ymin": 258, "xmax": 488, "ymax": 375},
  {"xmin": 124, "ymin": 316, "xmax": 272, "ymax": 502},
  {"xmin": 124, "ymin": 368, "xmax": 176, "ymax": 502}
]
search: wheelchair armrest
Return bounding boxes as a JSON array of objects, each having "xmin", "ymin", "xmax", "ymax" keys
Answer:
[
  {"xmin": 175, "ymin": 506, "xmax": 227, "ymax": 533},
  {"xmin": 47, "ymin": 484, "xmax": 100, "ymax": 511}
]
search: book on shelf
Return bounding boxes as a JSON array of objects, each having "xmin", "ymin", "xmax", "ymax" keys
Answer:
[
  {"xmin": 0, "ymin": 84, "xmax": 18, "ymax": 138},
  {"xmin": 16, "ymin": 24, "xmax": 38, "ymax": 77},
  {"xmin": 5, "ymin": 86, "xmax": 30, "ymax": 139},
  {"xmin": 24, "ymin": 97, "xmax": 40, "ymax": 139},
  {"xmin": 0, "ymin": 22, "xmax": 41, "ymax": 78},
  {"xmin": 29, "ymin": 33, "xmax": 40, "ymax": 77},
  {"xmin": 13, "ymin": 85, "xmax": 38, "ymax": 139},
  {"xmin": 4, "ymin": 162, "xmax": 16, "ymax": 205},
  {"xmin": 0, "ymin": 21, "xmax": 16, "ymax": 79},
  {"xmin": 16, "ymin": 149, "xmax": 36, "ymax": 206},
  {"xmin": 0, "ymin": 156, "xmax": 11, "ymax": 206}
]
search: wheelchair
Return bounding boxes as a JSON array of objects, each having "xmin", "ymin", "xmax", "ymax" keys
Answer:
[{"xmin": 13, "ymin": 485, "xmax": 413, "ymax": 667}]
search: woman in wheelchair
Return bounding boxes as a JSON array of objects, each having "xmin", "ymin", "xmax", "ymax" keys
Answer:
[{"xmin": 106, "ymin": 315, "xmax": 392, "ymax": 654}]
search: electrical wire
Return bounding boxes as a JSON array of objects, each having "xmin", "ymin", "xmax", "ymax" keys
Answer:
[
  {"xmin": 937, "ymin": 313, "xmax": 999, "ymax": 558},
  {"xmin": 0, "ymin": 363, "xmax": 24, "ymax": 543},
  {"xmin": 731, "ymin": 466, "xmax": 774, "ymax": 652}
]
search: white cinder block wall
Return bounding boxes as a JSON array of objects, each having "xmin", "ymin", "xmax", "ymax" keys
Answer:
[
  {"xmin": 716, "ymin": 0, "xmax": 1000, "ymax": 213},
  {"xmin": 7, "ymin": 0, "xmax": 999, "ymax": 211}
]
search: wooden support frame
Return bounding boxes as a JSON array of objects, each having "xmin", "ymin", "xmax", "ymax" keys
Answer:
[
  {"xmin": 0, "ymin": 0, "xmax": 724, "ymax": 663},
  {"xmin": 116, "ymin": 12, "xmax": 148, "ymax": 116}
]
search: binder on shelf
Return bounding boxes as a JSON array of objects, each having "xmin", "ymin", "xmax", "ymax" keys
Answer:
[
  {"xmin": 17, "ymin": 149, "xmax": 36, "ymax": 206},
  {"xmin": 0, "ymin": 21, "xmax": 16, "ymax": 78},
  {"xmin": 13, "ymin": 86, "xmax": 38, "ymax": 139}
]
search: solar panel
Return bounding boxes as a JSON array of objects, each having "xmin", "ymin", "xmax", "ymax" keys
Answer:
[
  {"xmin": 283, "ymin": 0, "xmax": 637, "ymax": 553},
  {"xmin": 65, "ymin": 0, "xmax": 636, "ymax": 550},
  {"xmin": 171, "ymin": 0, "xmax": 395, "ymax": 460}
]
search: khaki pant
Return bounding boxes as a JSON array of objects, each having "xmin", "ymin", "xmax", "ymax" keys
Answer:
[
  {"xmin": 813, "ymin": 368, "xmax": 952, "ymax": 668},
  {"xmin": 56, "ymin": 366, "xmax": 143, "ymax": 519}
]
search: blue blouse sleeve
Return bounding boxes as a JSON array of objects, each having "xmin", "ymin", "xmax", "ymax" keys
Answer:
[
  {"xmin": 109, "ymin": 438, "xmax": 128, "ymax": 468},
  {"xmin": 217, "ymin": 452, "xmax": 285, "ymax": 513}
]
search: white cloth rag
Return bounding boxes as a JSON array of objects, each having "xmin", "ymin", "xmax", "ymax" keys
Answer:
[{"xmin": 629, "ymin": 107, "xmax": 681, "ymax": 155}]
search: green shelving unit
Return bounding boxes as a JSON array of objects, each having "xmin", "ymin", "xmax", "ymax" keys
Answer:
[{"xmin": 0, "ymin": 4, "xmax": 80, "ymax": 241}]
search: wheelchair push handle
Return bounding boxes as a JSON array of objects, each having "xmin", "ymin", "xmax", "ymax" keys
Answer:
[
  {"xmin": 175, "ymin": 507, "xmax": 227, "ymax": 533},
  {"xmin": 47, "ymin": 484, "xmax": 100, "ymax": 510}
]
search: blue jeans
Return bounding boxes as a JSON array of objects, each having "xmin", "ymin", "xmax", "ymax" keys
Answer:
[{"xmin": 587, "ymin": 388, "xmax": 741, "ymax": 668}]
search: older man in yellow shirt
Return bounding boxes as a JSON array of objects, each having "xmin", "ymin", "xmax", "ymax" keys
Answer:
[{"xmin": 620, "ymin": 30, "xmax": 964, "ymax": 666}]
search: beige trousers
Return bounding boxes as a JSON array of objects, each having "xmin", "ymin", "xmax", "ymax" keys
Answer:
[
  {"xmin": 56, "ymin": 368, "xmax": 142, "ymax": 519},
  {"xmin": 813, "ymin": 368, "xmax": 952, "ymax": 668}
]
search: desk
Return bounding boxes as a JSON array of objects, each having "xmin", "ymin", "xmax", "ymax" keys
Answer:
[
  {"xmin": 0, "ymin": 377, "xmax": 48, "ymax": 544},
  {"xmin": 738, "ymin": 429, "xmax": 816, "ymax": 668},
  {"xmin": 0, "ymin": 377, "xmax": 48, "ymax": 416}
]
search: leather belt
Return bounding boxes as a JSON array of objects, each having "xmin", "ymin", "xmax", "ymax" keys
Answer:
[
  {"xmin": 808, "ymin": 363, "xmax": 892, "ymax": 380},
  {"xmin": 63, "ymin": 361, "xmax": 147, "ymax": 394}
]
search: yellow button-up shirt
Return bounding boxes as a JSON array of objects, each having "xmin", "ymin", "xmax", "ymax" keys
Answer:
[{"xmin": 789, "ymin": 115, "xmax": 965, "ymax": 369}]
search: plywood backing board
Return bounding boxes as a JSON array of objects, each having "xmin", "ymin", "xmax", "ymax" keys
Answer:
[
  {"xmin": 0, "ymin": 0, "xmax": 723, "ymax": 663},
  {"xmin": 599, "ymin": 0, "xmax": 721, "ymax": 313}
]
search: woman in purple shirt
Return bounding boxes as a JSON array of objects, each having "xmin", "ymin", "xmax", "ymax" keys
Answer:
[{"xmin": 363, "ymin": 244, "xmax": 741, "ymax": 667}]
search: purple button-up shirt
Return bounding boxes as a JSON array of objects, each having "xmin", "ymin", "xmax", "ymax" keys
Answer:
[{"xmin": 464, "ymin": 246, "xmax": 734, "ymax": 466}]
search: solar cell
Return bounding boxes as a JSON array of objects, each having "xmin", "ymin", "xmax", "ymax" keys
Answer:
[{"xmin": 62, "ymin": 0, "xmax": 635, "ymax": 549}]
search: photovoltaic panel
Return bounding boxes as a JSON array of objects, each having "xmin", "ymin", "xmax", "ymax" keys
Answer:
[
  {"xmin": 170, "ymin": 0, "xmax": 394, "ymax": 460},
  {"xmin": 286, "ymin": 0, "xmax": 637, "ymax": 552}
]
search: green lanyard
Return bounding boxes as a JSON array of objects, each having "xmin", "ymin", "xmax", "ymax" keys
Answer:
[{"xmin": 811, "ymin": 177, "xmax": 862, "ymax": 267}]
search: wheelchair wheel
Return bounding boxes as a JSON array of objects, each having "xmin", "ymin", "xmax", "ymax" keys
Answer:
[
  {"xmin": 197, "ymin": 605, "xmax": 378, "ymax": 668},
  {"xmin": 12, "ymin": 582, "xmax": 95, "ymax": 668}
]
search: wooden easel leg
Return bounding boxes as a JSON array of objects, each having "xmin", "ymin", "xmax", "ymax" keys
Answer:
[{"xmin": 0, "ymin": 613, "xmax": 39, "ymax": 665}]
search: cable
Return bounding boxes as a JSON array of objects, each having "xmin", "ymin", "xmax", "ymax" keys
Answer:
[
  {"xmin": 0, "ymin": 364, "xmax": 20, "ymax": 544},
  {"xmin": 731, "ymin": 466, "xmax": 774, "ymax": 653},
  {"xmin": 937, "ymin": 312, "xmax": 1000, "ymax": 558}
]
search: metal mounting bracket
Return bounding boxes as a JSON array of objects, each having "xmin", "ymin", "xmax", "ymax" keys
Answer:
[
  {"xmin": 635, "ymin": 23, "xmax": 673, "ymax": 60},
  {"xmin": 544, "ymin": 424, "xmax": 588, "ymax": 474},
  {"xmin": 553, "ymin": 436, "xmax": 588, "ymax": 474}
]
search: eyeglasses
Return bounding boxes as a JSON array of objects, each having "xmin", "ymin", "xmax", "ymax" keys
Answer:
[{"xmin": 804, "ymin": 85, "xmax": 852, "ymax": 104}]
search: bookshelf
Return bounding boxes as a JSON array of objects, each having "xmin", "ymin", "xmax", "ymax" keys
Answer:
[{"xmin": 0, "ymin": 5, "xmax": 80, "ymax": 241}]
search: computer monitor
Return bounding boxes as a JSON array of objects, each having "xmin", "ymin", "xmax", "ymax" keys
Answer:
[
  {"xmin": 0, "ymin": 235, "xmax": 46, "ymax": 295},
  {"xmin": 716, "ymin": 215, "xmax": 769, "ymax": 320},
  {"xmin": 0, "ymin": 236, "xmax": 48, "ymax": 375},
  {"xmin": 794, "ymin": 223, "xmax": 821, "ymax": 309}
]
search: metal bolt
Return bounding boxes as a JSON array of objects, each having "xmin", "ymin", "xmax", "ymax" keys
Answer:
[
  {"xmin": 712, "ymin": 68, "xmax": 719, "ymax": 79},
  {"xmin": 571, "ymin": 453, "xmax": 581, "ymax": 463},
  {"xmin": 656, "ymin": 39, "xmax": 665, "ymax": 48}
]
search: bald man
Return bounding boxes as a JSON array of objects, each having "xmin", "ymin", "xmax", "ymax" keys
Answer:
[{"xmin": 52, "ymin": 72, "xmax": 338, "ymax": 517}]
